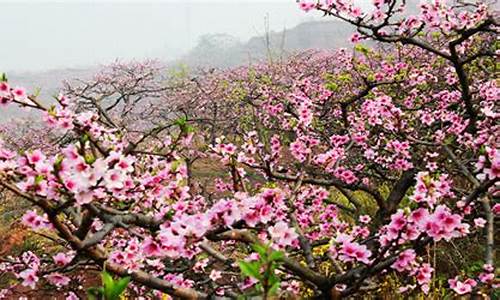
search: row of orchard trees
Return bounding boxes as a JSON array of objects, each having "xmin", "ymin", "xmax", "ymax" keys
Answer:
[{"xmin": 0, "ymin": 0, "xmax": 498, "ymax": 298}]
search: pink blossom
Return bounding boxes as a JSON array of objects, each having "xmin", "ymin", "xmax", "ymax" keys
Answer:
[
  {"xmin": 290, "ymin": 139, "xmax": 310, "ymax": 162},
  {"xmin": 0, "ymin": 82, "xmax": 9, "ymax": 96},
  {"xmin": 26, "ymin": 149, "xmax": 46, "ymax": 166},
  {"xmin": 12, "ymin": 87, "xmax": 27, "ymax": 101},
  {"xmin": 268, "ymin": 221, "xmax": 299, "ymax": 248},
  {"xmin": 339, "ymin": 240, "xmax": 372, "ymax": 264},
  {"xmin": 142, "ymin": 238, "xmax": 163, "ymax": 257},
  {"xmin": 389, "ymin": 209, "xmax": 407, "ymax": 230},
  {"xmin": 53, "ymin": 252, "xmax": 73, "ymax": 266},
  {"xmin": 493, "ymin": 204, "xmax": 500, "ymax": 215},
  {"xmin": 21, "ymin": 210, "xmax": 44, "ymax": 230},
  {"xmin": 448, "ymin": 277, "xmax": 476, "ymax": 295},
  {"xmin": 391, "ymin": 249, "xmax": 416, "ymax": 272},
  {"xmin": 193, "ymin": 258, "xmax": 209, "ymax": 273},
  {"xmin": 0, "ymin": 96, "xmax": 12, "ymax": 107},
  {"xmin": 65, "ymin": 292, "xmax": 79, "ymax": 300},
  {"xmin": 473, "ymin": 217, "xmax": 486, "ymax": 228},
  {"xmin": 103, "ymin": 169, "xmax": 126, "ymax": 190},
  {"xmin": 483, "ymin": 264, "xmax": 494, "ymax": 272},
  {"xmin": 209, "ymin": 270, "xmax": 222, "ymax": 282},
  {"xmin": 350, "ymin": 6, "xmax": 362, "ymax": 18},
  {"xmin": 298, "ymin": 0, "xmax": 316, "ymax": 12},
  {"xmin": 115, "ymin": 154, "xmax": 135, "ymax": 173},
  {"xmin": 415, "ymin": 263, "xmax": 433, "ymax": 287},
  {"xmin": 479, "ymin": 272, "xmax": 494, "ymax": 283},
  {"xmin": 45, "ymin": 273, "xmax": 70, "ymax": 287},
  {"xmin": 18, "ymin": 269, "xmax": 38, "ymax": 289},
  {"xmin": 351, "ymin": 33, "xmax": 361, "ymax": 43}
]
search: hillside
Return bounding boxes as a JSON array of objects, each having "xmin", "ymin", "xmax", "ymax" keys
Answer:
[{"xmin": 180, "ymin": 20, "xmax": 355, "ymax": 68}]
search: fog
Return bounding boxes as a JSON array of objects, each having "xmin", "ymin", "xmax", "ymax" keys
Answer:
[{"xmin": 0, "ymin": 0, "xmax": 327, "ymax": 72}]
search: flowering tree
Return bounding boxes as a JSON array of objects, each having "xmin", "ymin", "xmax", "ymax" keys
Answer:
[{"xmin": 0, "ymin": 0, "xmax": 498, "ymax": 299}]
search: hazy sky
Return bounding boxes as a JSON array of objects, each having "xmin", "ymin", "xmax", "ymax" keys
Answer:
[{"xmin": 0, "ymin": 1, "xmax": 325, "ymax": 72}]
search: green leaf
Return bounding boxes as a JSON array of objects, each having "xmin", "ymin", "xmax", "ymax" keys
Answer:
[
  {"xmin": 0, "ymin": 73, "xmax": 7, "ymax": 82},
  {"xmin": 101, "ymin": 271, "xmax": 115, "ymax": 300},
  {"xmin": 110, "ymin": 276, "xmax": 130, "ymax": 299},
  {"xmin": 268, "ymin": 250, "xmax": 284, "ymax": 262},
  {"xmin": 81, "ymin": 133, "xmax": 90, "ymax": 143},
  {"xmin": 354, "ymin": 44, "xmax": 370, "ymax": 55},
  {"xmin": 171, "ymin": 160, "xmax": 181, "ymax": 172},
  {"xmin": 325, "ymin": 82, "xmax": 339, "ymax": 92},
  {"xmin": 48, "ymin": 105, "xmax": 57, "ymax": 116},
  {"xmin": 269, "ymin": 280, "xmax": 280, "ymax": 295},
  {"xmin": 251, "ymin": 244, "xmax": 267, "ymax": 257},
  {"xmin": 53, "ymin": 155, "xmax": 64, "ymax": 172},
  {"xmin": 184, "ymin": 124, "xmax": 195, "ymax": 133},
  {"xmin": 239, "ymin": 261, "xmax": 261, "ymax": 280},
  {"xmin": 33, "ymin": 87, "xmax": 41, "ymax": 97},
  {"xmin": 85, "ymin": 153, "xmax": 96, "ymax": 164},
  {"xmin": 174, "ymin": 116, "xmax": 187, "ymax": 127},
  {"xmin": 87, "ymin": 286, "xmax": 104, "ymax": 300},
  {"xmin": 254, "ymin": 283, "xmax": 264, "ymax": 293},
  {"xmin": 164, "ymin": 209, "xmax": 175, "ymax": 220},
  {"xmin": 34, "ymin": 174, "xmax": 44, "ymax": 185}
]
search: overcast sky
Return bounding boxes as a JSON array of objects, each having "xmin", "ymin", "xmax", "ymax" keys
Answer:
[{"xmin": 0, "ymin": 1, "xmax": 326, "ymax": 72}]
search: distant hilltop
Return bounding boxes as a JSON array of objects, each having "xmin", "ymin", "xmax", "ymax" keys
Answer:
[{"xmin": 180, "ymin": 20, "xmax": 355, "ymax": 68}]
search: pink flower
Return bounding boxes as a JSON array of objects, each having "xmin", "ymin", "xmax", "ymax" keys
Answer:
[
  {"xmin": 239, "ymin": 277, "xmax": 258, "ymax": 290},
  {"xmin": 0, "ymin": 82, "xmax": 12, "ymax": 106},
  {"xmin": 45, "ymin": 273, "xmax": 70, "ymax": 287},
  {"xmin": 66, "ymin": 292, "xmax": 79, "ymax": 300},
  {"xmin": 75, "ymin": 190, "xmax": 94, "ymax": 205},
  {"xmin": 391, "ymin": 249, "xmax": 416, "ymax": 272},
  {"xmin": 415, "ymin": 263, "xmax": 433, "ymax": 286},
  {"xmin": 268, "ymin": 221, "xmax": 299, "ymax": 248},
  {"xmin": 350, "ymin": 6, "xmax": 362, "ymax": 17},
  {"xmin": 448, "ymin": 277, "xmax": 476, "ymax": 295},
  {"xmin": 372, "ymin": 0, "xmax": 383, "ymax": 8},
  {"xmin": 479, "ymin": 272, "xmax": 494, "ymax": 283},
  {"xmin": 453, "ymin": 281, "xmax": 472, "ymax": 294},
  {"xmin": 483, "ymin": 264, "xmax": 494, "ymax": 272},
  {"xmin": 193, "ymin": 258, "xmax": 209, "ymax": 273},
  {"xmin": 335, "ymin": 167, "xmax": 358, "ymax": 184},
  {"xmin": 142, "ymin": 238, "xmax": 163, "ymax": 257},
  {"xmin": 57, "ymin": 93, "xmax": 71, "ymax": 106},
  {"xmin": 351, "ymin": 33, "xmax": 361, "ymax": 43},
  {"xmin": 0, "ymin": 96, "xmax": 12, "ymax": 107},
  {"xmin": 390, "ymin": 210, "xmax": 407, "ymax": 230},
  {"xmin": 12, "ymin": 87, "xmax": 27, "ymax": 101},
  {"xmin": 410, "ymin": 208, "xmax": 429, "ymax": 224},
  {"xmin": 493, "ymin": 203, "xmax": 500, "ymax": 215},
  {"xmin": 53, "ymin": 252, "xmax": 73, "ymax": 266},
  {"xmin": 339, "ymin": 241, "xmax": 372, "ymax": 264},
  {"xmin": 21, "ymin": 210, "xmax": 43, "ymax": 230},
  {"xmin": 27, "ymin": 149, "xmax": 46, "ymax": 166},
  {"xmin": 0, "ymin": 82, "xmax": 9, "ymax": 96},
  {"xmin": 116, "ymin": 155, "xmax": 135, "ymax": 173},
  {"xmin": 473, "ymin": 217, "xmax": 486, "ymax": 228},
  {"xmin": 442, "ymin": 213, "xmax": 461, "ymax": 231},
  {"xmin": 18, "ymin": 269, "xmax": 38, "ymax": 289},
  {"xmin": 298, "ymin": 0, "xmax": 316, "ymax": 12},
  {"xmin": 209, "ymin": 270, "xmax": 222, "ymax": 282},
  {"xmin": 290, "ymin": 139, "xmax": 310, "ymax": 162},
  {"xmin": 103, "ymin": 169, "xmax": 126, "ymax": 190}
]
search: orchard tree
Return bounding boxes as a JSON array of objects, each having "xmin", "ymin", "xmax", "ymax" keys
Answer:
[{"xmin": 0, "ymin": 0, "xmax": 498, "ymax": 299}]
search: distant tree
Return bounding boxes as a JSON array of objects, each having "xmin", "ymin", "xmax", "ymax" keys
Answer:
[{"xmin": 184, "ymin": 33, "xmax": 244, "ymax": 68}]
